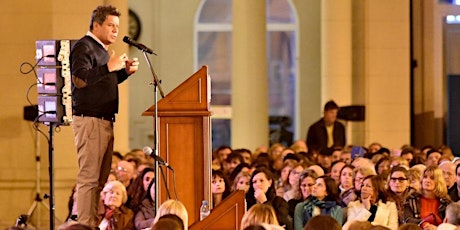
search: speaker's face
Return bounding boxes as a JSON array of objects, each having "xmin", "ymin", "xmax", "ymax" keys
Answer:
[{"xmin": 324, "ymin": 109, "xmax": 338, "ymax": 124}]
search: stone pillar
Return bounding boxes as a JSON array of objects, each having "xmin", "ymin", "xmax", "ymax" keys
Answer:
[{"xmin": 232, "ymin": 0, "xmax": 268, "ymax": 150}]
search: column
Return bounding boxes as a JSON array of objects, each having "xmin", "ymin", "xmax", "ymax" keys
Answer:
[{"xmin": 232, "ymin": 0, "xmax": 268, "ymax": 150}]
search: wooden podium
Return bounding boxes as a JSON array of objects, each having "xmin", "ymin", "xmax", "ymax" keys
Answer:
[{"xmin": 142, "ymin": 66, "xmax": 212, "ymax": 224}]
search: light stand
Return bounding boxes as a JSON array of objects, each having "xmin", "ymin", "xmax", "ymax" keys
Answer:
[{"xmin": 142, "ymin": 51, "xmax": 164, "ymax": 212}]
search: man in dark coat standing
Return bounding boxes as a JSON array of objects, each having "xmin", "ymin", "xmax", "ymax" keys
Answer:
[{"xmin": 306, "ymin": 100, "xmax": 346, "ymax": 154}]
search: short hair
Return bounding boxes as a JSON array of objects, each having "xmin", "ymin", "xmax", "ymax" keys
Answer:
[
  {"xmin": 445, "ymin": 201, "xmax": 460, "ymax": 225},
  {"xmin": 101, "ymin": 180, "xmax": 128, "ymax": 204},
  {"xmin": 231, "ymin": 171, "xmax": 251, "ymax": 192},
  {"xmin": 153, "ymin": 199, "xmax": 188, "ymax": 230},
  {"xmin": 324, "ymin": 100, "xmax": 339, "ymax": 111},
  {"xmin": 240, "ymin": 204, "xmax": 279, "ymax": 229},
  {"xmin": 316, "ymin": 176, "xmax": 339, "ymax": 203},
  {"xmin": 89, "ymin": 5, "xmax": 121, "ymax": 31},
  {"xmin": 304, "ymin": 215, "xmax": 341, "ymax": 230}
]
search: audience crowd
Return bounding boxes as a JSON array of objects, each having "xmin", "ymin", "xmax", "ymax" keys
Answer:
[{"xmin": 56, "ymin": 140, "xmax": 460, "ymax": 230}]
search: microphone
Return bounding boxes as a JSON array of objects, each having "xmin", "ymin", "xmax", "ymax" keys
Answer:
[
  {"xmin": 142, "ymin": 146, "xmax": 172, "ymax": 169},
  {"xmin": 123, "ymin": 36, "xmax": 156, "ymax": 55}
]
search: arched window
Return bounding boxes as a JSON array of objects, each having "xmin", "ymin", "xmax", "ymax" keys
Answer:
[{"xmin": 195, "ymin": 0, "xmax": 298, "ymax": 149}]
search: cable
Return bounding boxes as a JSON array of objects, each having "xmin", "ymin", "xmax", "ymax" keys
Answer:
[
  {"xmin": 159, "ymin": 166, "xmax": 171, "ymax": 199},
  {"xmin": 171, "ymin": 168, "xmax": 179, "ymax": 200}
]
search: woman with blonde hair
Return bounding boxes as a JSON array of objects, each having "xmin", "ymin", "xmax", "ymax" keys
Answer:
[
  {"xmin": 152, "ymin": 199, "xmax": 188, "ymax": 230},
  {"xmin": 241, "ymin": 204, "xmax": 282, "ymax": 229},
  {"xmin": 98, "ymin": 180, "xmax": 134, "ymax": 230},
  {"xmin": 231, "ymin": 171, "xmax": 251, "ymax": 192},
  {"xmin": 403, "ymin": 166, "xmax": 451, "ymax": 229}
]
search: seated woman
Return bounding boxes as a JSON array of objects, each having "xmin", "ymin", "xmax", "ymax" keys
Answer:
[
  {"xmin": 134, "ymin": 179, "xmax": 155, "ymax": 230},
  {"xmin": 246, "ymin": 167, "xmax": 293, "ymax": 230},
  {"xmin": 386, "ymin": 166, "xmax": 415, "ymax": 224},
  {"xmin": 240, "ymin": 204, "xmax": 283, "ymax": 230},
  {"xmin": 339, "ymin": 165, "xmax": 357, "ymax": 207},
  {"xmin": 231, "ymin": 171, "xmax": 251, "ymax": 193},
  {"xmin": 283, "ymin": 163, "xmax": 305, "ymax": 202},
  {"xmin": 212, "ymin": 169, "xmax": 231, "ymax": 208},
  {"xmin": 98, "ymin": 180, "xmax": 135, "ymax": 230},
  {"xmin": 152, "ymin": 199, "xmax": 188, "ymax": 230},
  {"xmin": 127, "ymin": 167, "xmax": 154, "ymax": 214},
  {"xmin": 293, "ymin": 176, "xmax": 342, "ymax": 230},
  {"xmin": 403, "ymin": 166, "xmax": 451, "ymax": 229},
  {"xmin": 287, "ymin": 169, "xmax": 318, "ymax": 219},
  {"xmin": 343, "ymin": 175, "xmax": 398, "ymax": 230}
]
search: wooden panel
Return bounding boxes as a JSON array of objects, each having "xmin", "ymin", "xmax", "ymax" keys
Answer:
[{"xmin": 189, "ymin": 190, "xmax": 246, "ymax": 230}]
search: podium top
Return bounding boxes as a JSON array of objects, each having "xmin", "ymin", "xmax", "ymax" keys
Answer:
[{"xmin": 142, "ymin": 66, "xmax": 211, "ymax": 117}]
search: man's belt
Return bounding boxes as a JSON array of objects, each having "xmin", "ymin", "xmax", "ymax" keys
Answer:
[{"xmin": 73, "ymin": 112, "xmax": 115, "ymax": 122}]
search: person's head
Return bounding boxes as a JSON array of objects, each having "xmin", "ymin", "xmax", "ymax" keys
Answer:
[
  {"xmin": 368, "ymin": 143, "xmax": 382, "ymax": 154},
  {"xmin": 287, "ymin": 163, "xmax": 305, "ymax": 188},
  {"xmin": 347, "ymin": 220, "xmax": 372, "ymax": 230},
  {"xmin": 62, "ymin": 223, "xmax": 93, "ymax": 230},
  {"xmin": 456, "ymin": 164, "xmax": 460, "ymax": 190},
  {"xmin": 140, "ymin": 167, "xmax": 155, "ymax": 191},
  {"xmin": 425, "ymin": 149, "xmax": 442, "ymax": 167},
  {"xmin": 225, "ymin": 152, "xmax": 243, "ymax": 173},
  {"xmin": 312, "ymin": 176, "xmax": 339, "ymax": 203},
  {"xmin": 89, "ymin": 5, "xmax": 121, "ymax": 45},
  {"xmin": 421, "ymin": 166, "xmax": 448, "ymax": 198},
  {"xmin": 330, "ymin": 161, "xmax": 346, "ymax": 184},
  {"xmin": 444, "ymin": 201, "xmax": 460, "ymax": 225},
  {"xmin": 308, "ymin": 165, "xmax": 325, "ymax": 177},
  {"xmin": 440, "ymin": 161, "xmax": 456, "ymax": 189},
  {"xmin": 361, "ymin": 175, "xmax": 389, "ymax": 203},
  {"xmin": 212, "ymin": 170, "xmax": 230, "ymax": 197},
  {"xmin": 323, "ymin": 100, "xmax": 339, "ymax": 125},
  {"xmin": 408, "ymin": 168, "xmax": 422, "ymax": 192},
  {"xmin": 116, "ymin": 160, "xmax": 135, "ymax": 184},
  {"xmin": 232, "ymin": 171, "xmax": 251, "ymax": 192},
  {"xmin": 153, "ymin": 199, "xmax": 188, "ymax": 230},
  {"xmin": 400, "ymin": 147, "xmax": 415, "ymax": 165},
  {"xmin": 340, "ymin": 165, "xmax": 355, "ymax": 190},
  {"xmin": 234, "ymin": 148, "xmax": 253, "ymax": 165},
  {"xmin": 279, "ymin": 160, "xmax": 296, "ymax": 183},
  {"xmin": 100, "ymin": 180, "xmax": 128, "ymax": 209},
  {"xmin": 215, "ymin": 145, "xmax": 232, "ymax": 163},
  {"xmin": 317, "ymin": 148, "xmax": 333, "ymax": 170},
  {"xmin": 303, "ymin": 214, "xmax": 341, "ymax": 230},
  {"xmin": 375, "ymin": 157, "xmax": 391, "ymax": 175},
  {"xmin": 331, "ymin": 148, "xmax": 342, "ymax": 163},
  {"xmin": 354, "ymin": 167, "xmax": 376, "ymax": 191},
  {"xmin": 248, "ymin": 168, "xmax": 275, "ymax": 196},
  {"xmin": 299, "ymin": 169, "xmax": 318, "ymax": 199},
  {"xmin": 152, "ymin": 214, "xmax": 184, "ymax": 230},
  {"xmin": 240, "ymin": 204, "xmax": 279, "ymax": 229},
  {"xmin": 390, "ymin": 157, "xmax": 409, "ymax": 169},
  {"xmin": 387, "ymin": 166, "xmax": 410, "ymax": 195}
]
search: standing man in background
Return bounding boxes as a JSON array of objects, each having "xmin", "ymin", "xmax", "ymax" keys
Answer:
[
  {"xmin": 70, "ymin": 5, "xmax": 139, "ymax": 227},
  {"xmin": 306, "ymin": 100, "xmax": 346, "ymax": 154}
]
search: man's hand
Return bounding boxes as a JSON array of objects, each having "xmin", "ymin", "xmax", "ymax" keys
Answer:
[
  {"xmin": 125, "ymin": 57, "xmax": 139, "ymax": 75},
  {"xmin": 107, "ymin": 50, "xmax": 128, "ymax": 72}
]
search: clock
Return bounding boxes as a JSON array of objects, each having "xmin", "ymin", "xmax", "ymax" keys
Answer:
[{"xmin": 128, "ymin": 9, "xmax": 141, "ymax": 41}]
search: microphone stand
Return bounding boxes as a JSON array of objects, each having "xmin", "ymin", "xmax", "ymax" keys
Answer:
[{"xmin": 142, "ymin": 51, "xmax": 164, "ymax": 212}]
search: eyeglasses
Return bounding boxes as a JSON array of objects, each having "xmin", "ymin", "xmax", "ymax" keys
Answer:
[
  {"xmin": 390, "ymin": 177, "xmax": 408, "ymax": 182},
  {"xmin": 300, "ymin": 183, "xmax": 315, "ymax": 188},
  {"xmin": 116, "ymin": 166, "xmax": 128, "ymax": 172}
]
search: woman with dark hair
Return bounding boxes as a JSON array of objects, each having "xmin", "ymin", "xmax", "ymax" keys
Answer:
[
  {"xmin": 343, "ymin": 175, "xmax": 398, "ymax": 230},
  {"xmin": 293, "ymin": 176, "xmax": 342, "ymax": 230},
  {"xmin": 134, "ymin": 178, "xmax": 156, "ymax": 230},
  {"xmin": 212, "ymin": 169, "xmax": 231, "ymax": 208},
  {"xmin": 386, "ymin": 166, "xmax": 415, "ymax": 224},
  {"xmin": 339, "ymin": 165, "xmax": 357, "ymax": 207},
  {"xmin": 403, "ymin": 166, "xmax": 451, "ymax": 229},
  {"xmin": 127, "ymin": 167, "xmax": 154, "ymax": 214},
  {"xmin": 246, "ymin": 168, "xmax": 293, "ymax": 230}
]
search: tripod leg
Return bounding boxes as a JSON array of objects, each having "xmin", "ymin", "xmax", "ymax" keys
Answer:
[{"xmin": 27, "ymin": 201, "xmax": 38, "ymax": 217}]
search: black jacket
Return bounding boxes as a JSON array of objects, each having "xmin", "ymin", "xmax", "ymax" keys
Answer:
[{"xmin": 306, "ymin": 118, "xmax": 346, "ymax": 152}]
